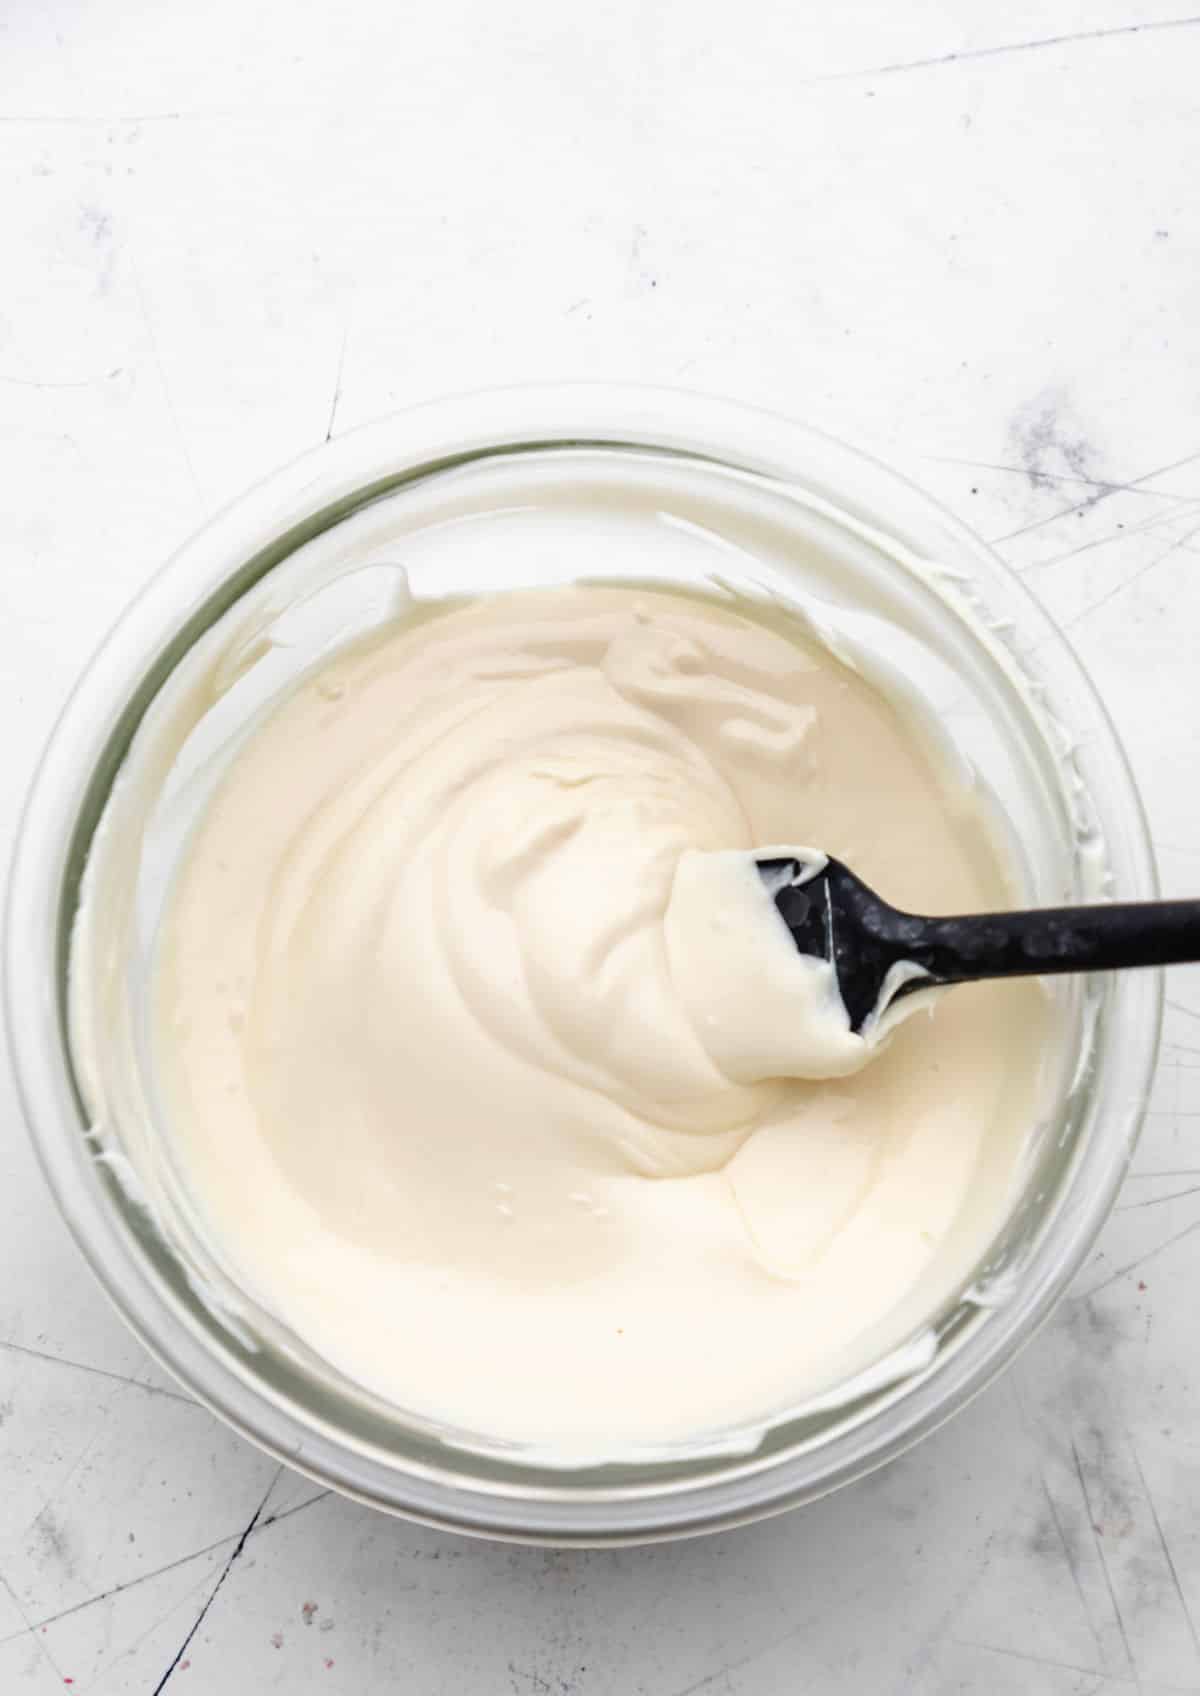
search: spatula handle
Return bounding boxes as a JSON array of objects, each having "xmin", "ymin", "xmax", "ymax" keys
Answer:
[{"xmin": 887, "ymin": 899, "xmax": 1200, "ymax": 986}]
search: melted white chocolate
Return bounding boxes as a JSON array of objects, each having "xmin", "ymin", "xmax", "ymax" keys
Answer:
[{"xmin": 151, "ymin": 584, "xmax": 1051, "ymax": 1453}]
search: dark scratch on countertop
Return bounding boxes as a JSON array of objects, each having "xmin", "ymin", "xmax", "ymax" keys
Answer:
[
  {"xmin": 1016, "ymin": 499, "xmax": 1200, "ymax": 576},
  {"xmin": 796, "ymin": 14, "xmax": 1200, "ymax": 86},
  {"xmin": 1116, "ymin": 1184, "xmax": 1200, "ymax": 1214},
  {"xmin": 946, "ymin": 1638, "xmax": 1103, "ymax": 1679},
  {"xmin": 0, "ymin": 1487, "xmax": 330, "ymax": 1651},
  {"xmin": 1036, "ymin": 1464, "xmax": 1105, "ymax": 1666},
  {"xmin": 992, "ymin": 447, "xmax": 1200, "ymax": 545},
  {"xmin": 928, "ymin": 454, "xmax": 1200, "ymax": 503},
  {"xmin": 1069, "ymin": 1437, "xmax": 1139, "ymax": 1683},
  {"xmin": 325, "ymin": 325, "xmax": 349, "ymax": 443},
  {"xmin": 1080, "ymin": 1218, "xmax": 1200, "ymax": 1303},
  {"xmin": 1057, "ymin": 520, "xmax": 1200, "ymax": 635},
  {"xmin": 150, "ymin": 1468, "xmax": 283, "ymax": 1694},
  {"xmin": 1128, "ymin": 1437, "xmax": 1200, "ymax": 1666},
  {"xmin": 0, "ymin": 1337, "xmax": 196, "ymax": 1405}
]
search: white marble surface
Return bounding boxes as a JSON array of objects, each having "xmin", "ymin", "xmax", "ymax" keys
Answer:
[{"xmin": 3, "ymin": 3, "xmax": 1200, "ymax": 1690}]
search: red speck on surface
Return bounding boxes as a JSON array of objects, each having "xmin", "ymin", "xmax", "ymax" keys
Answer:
[
  {"xmin": 181, "ymin": 1662, "xmax": 191, "ymax": 1672},
  {"xmin": 301, "ymin": 1600, "xmax": 318, "ymax": 1625},
  {"xmin": 1138, "ymin": 1280, "xmax": 1147, "ymax": 1291},
  {"xmin": 324, "ymin": 1659, "xmax": 335, "ymax": 1671},
  {"xmin": 271, "ymin": 1632, "xmax": 284, "ymax": 1650}
]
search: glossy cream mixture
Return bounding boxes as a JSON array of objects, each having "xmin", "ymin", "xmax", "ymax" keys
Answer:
[{"xmin": 154, "ymin": 584, "xmax": 1049, "ymax": 1453}]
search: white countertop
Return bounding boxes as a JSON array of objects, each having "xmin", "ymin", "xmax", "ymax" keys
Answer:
[{"xmin": 3, "ymin": 4, "xmax": 1200, "ymax": 1691}]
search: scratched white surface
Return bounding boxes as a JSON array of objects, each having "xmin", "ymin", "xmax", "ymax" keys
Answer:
[{"xmin": 3, "ymin": 3, "xmax": 1200, "ymax": 1691}]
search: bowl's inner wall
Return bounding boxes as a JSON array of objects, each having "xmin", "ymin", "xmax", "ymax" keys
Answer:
[{"xmin": 57, "ymin": 438, "xmax": 1111, "ymax": 1501}]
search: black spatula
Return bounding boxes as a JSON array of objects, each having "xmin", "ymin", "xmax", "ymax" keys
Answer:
[{"xmin": 758, "ymin": 854, "xmax": 1200, "ymax": 1033}]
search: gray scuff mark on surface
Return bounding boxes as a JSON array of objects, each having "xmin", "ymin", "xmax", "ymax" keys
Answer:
[
  {"xmin": 627, "ymin": 221, "xmax": 659, "ymax": 297},
  {"xmin": 25, "ymin": 1508, "xmax": 77, "ymax": 1585},
  {"xmin": 1008, "ymin": 389, "xmax": 1104, "ymax": 496},
  {"xmin": 78, "ymin": 204, "xmax": 113, "ymax": 246},
  {"xmin": 78, "ymin": 201, "xmax": 117, "ymax": 296},
  {"xmin": 1057, "ymin": 1294, "xmax": 1129, "ymax": 1369},
  {"xmin": 507, "ymin": 1662, "xmax": 583, "ymax": 1693},
  {"xmin": 21, "ymin": 1389, "xmax": 130, "ymax": 1566}
]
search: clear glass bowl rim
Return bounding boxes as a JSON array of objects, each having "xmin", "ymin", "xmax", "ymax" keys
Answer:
[{"xmin": 4, "ymin": 382, "xmax": 1161, "ymax": 1544}]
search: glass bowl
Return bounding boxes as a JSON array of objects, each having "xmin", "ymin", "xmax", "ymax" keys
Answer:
[{"xmin": 4, "ymin": 384, "xmax": 1160, "ymax": 1543}]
